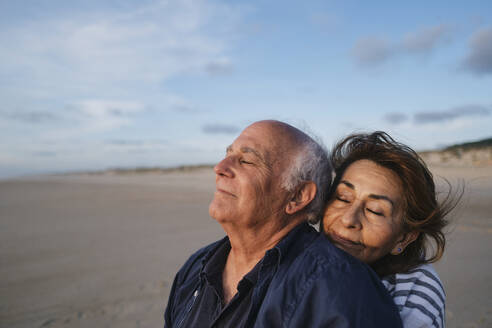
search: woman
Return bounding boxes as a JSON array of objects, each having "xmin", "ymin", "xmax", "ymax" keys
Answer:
[{"xmin": 321, "ymin": 132, "xmax": 459, "ymax": 328}]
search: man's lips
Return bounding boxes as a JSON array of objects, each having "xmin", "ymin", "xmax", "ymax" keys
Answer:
[
  {"xmin": 216, "ymin": 188, "xmax": 236, "ymax": 197},
  {"xmin": 328, "ymin": 232, "xmax": 364, "ymax": 251}
]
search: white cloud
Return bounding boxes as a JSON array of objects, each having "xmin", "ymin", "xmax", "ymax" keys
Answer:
[
  {"xmin": 413, "ymin": 104, "xmax": 490, "ymax": 124},
  {"xmin": 352, "ymin": 37, "xmax": 393, "ymax": 66},
  {"xmin": 78, "ymin": 100, "xmax": 144, "ymax": 116},
  {"xmin": 462, "ymin": 26, "xmax": 492, "ymax": 75},
  {"xmin": 352, "ymin": 24, "xmax": 453, "ymax": 67},
  {"xmin": 0, "ymin": 0, "xmax": 244, "ymax": 177},
  {"xmin": 0, "ymin": 0, "xmax": 240, "ymax": 101},
  {"xmin": 75, "ymin": 99, "xmax": 146, "ymax": 130},
  {"xmin": 205, "ymin": 57, "xmax": 234, "ymax": 75},
  {"xmin": 402, "ymin": 24, "xmax": 452, "ymax": 54}
]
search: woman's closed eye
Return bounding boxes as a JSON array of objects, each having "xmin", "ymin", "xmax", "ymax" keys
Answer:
[
  {"xmin": 336, "ymin": 196, "xmax": 350, "ymax": 203},
  {"xmin": 367, "ymin": 208, "xmax": 384, "ymax": 216}
]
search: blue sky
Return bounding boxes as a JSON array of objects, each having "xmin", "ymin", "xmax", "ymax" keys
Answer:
[{"xmin": 1, "ymin": 0, "xmax": 491, "ymax": 178}]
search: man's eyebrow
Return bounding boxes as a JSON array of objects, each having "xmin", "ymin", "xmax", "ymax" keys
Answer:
[
  {"xmin": 240, "ymin": 146, "xmax": 265, "ymax": 162},
  {"xmin": 340, "ymin": 180, "xmax": 394, "ymax": 207},
  {"xmin": 226, "ymin": 145, "xmax": 271, "ymax": 168}
]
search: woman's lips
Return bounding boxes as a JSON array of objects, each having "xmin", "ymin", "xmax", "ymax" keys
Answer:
[{"xmin": 328, "ymin": 232, "xmax": 364, "ymax": 252}]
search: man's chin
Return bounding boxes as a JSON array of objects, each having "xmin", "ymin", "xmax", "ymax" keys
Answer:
[
  {"xmin": 208, "ymin": 201, "xmax": 230, "ymax": 222},
  {"xmin": 208, "ymin": 203, "xmax": 217, "ymax": 219}
]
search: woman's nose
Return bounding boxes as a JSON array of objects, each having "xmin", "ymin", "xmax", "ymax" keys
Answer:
[
  {"xmin": 214, "ymin": 156, "xmax": 234, "ymax": 178},
  {"xmin": 340, "ymin": 205, "xmax": 363, "ymax": 229}
]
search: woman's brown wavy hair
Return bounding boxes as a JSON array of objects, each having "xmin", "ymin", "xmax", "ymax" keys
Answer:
[{"xmin": 327, "ymin": 131, "xmax": 460, "ymax": 277}]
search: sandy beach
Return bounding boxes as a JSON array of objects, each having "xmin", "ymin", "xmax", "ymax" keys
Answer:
[{"xmin": 1, "ymin": 166, "xmax": 491, "ymax": 328}]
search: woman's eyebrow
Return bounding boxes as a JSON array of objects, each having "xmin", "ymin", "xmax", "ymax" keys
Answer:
[
  {"xmin": 340, "ymin": 180, "xmax": 394, "ymax": 207},
  {"xmin": 368, "ymin": 194, "xmax": 394, "ymax": 207},
  {"xmin": 340, "ymin": 180, "xmax": 355, "ymax": 189}
]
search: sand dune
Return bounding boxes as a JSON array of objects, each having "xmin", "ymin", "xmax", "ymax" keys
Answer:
[{"xmin": 1, "ymin": 166, "xmax": 491, "ymax": 327}]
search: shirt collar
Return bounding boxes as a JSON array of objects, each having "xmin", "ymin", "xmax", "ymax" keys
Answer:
[
  {"xmin": 270, "ymin": 221, "xmax": 313, "ymax": 262},
  {"xmin": 199, "ymin": 221, "xmax": 315, "ymax": 279},
  {"xmin": 200, "ymin": 237, "xmax": 262, "ymax": 296},
  {"xmin": 203, "ymin": 239, "xmax": 230, "ymax": 276}
]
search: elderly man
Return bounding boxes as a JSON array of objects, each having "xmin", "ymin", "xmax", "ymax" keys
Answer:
[{"xmin": 164, "ymin": 120, "xmax": 402, "ymax": 327}]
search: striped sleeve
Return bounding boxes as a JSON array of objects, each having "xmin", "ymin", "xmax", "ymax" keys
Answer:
[{"xmin": 382, "ymin": 264, "xmax": 446, "ymax": 328}]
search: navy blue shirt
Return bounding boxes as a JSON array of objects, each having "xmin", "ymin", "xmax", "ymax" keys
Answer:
[
  {"xmin": 181, "ymin": 239, "xmax": 262, "ymax": 327},
  {"xmin": 164, "ymin": 222, "xmax": 403, "ymax": 328}
]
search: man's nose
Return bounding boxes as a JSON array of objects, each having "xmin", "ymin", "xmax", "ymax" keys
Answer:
[
  {"xmin": 214, "ymin": 156, "xmax": 234, "ymax": 178},
  {"xmin": 340, "ymin": 204, "xmax": 363, "ymax": 230}
]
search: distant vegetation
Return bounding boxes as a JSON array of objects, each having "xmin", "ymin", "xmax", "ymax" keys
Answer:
[
  {"xmin": 83, "ymin": 164, "xmax": 214, "ymax": 175},
  {"xmin": 419, "ymin": 136, "xmax": 492, "ymax": 167},
  {"xmin": 79, "ymin": 137, "xmax": 492, "ymax": 175},
  {"xmin": 444, "ymin": 137, "xmax": 492, "ymax": 151}
]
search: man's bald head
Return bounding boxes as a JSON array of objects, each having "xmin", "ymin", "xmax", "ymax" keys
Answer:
[
  {"xmin": 240, "ymin": 120, "xmax": 312, "ymax": 173},
  {"xmin": 240, "ymin": 120, "xmax": 332, "ymax": 223},
  {"xmin": 247, "ymin": 120, "xmax": 312, "ymax": 146}
]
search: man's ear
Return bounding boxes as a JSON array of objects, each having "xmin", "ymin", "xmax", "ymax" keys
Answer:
[
  {"xmin": 285, "ymin": 181, "xmax": 317, "ymax": 215},
  {"xmin": 390, "ymin": 231, "xmax": 419, "ymax": 255}
]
